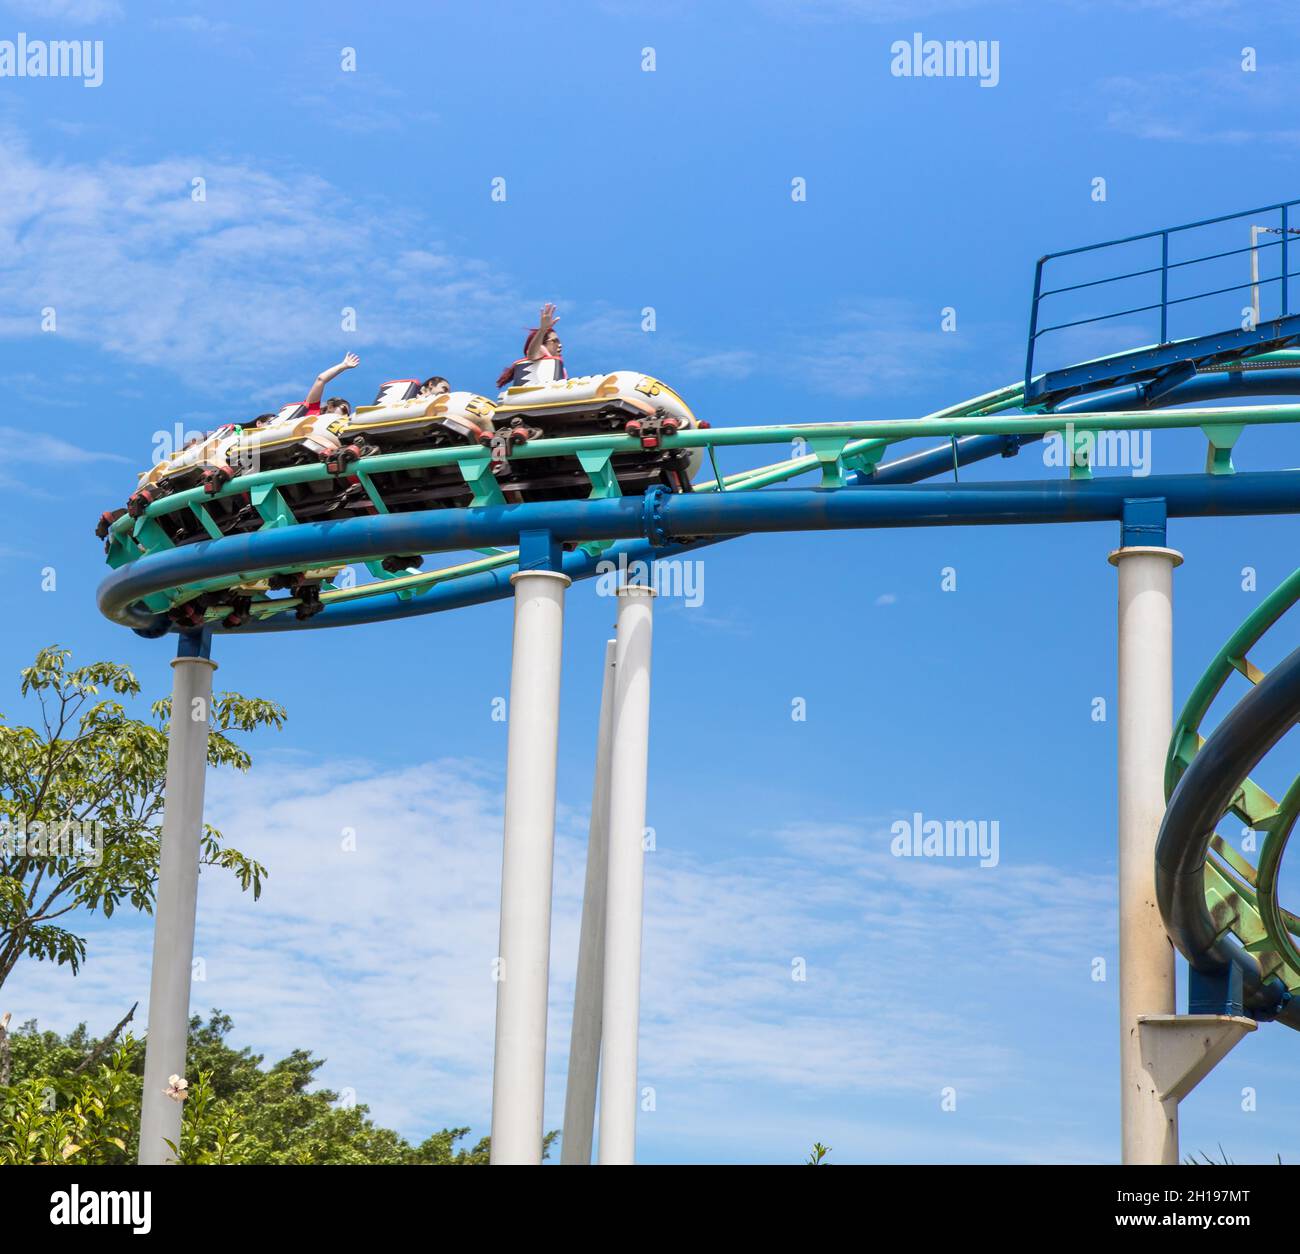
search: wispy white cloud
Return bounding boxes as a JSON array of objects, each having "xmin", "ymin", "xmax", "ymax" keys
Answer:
[
  {"xmin": 0, "ymin": 423, "xmax": 126, "ymax": 463},
  {"xmin": 0, "ymin": 0, "xmax": 122, "ymax": 21},
  {"xmin": 148, "ymin": 14, "xmax": 232, "ymax": 36},
  {"xmin": 0, "ymin": 127, "xmax": 522, "ymax": 387},
  {"xmin": 3, "ymin": 754, "xmax": 1116, "ymax": 1158},
  {"xmin": 1100, "ymin": 63, "xmax": 1300, "ymax": 145},
  {"xmin": 578, "ymin": 297, "xmax": 991, "ymax": 401},
  {"xmin": 752, "ymin": 0, "xmax": 1005, "ymax": 20}
]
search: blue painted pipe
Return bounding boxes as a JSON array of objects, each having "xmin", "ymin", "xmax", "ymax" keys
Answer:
[
  {"xmin": 1050, "ymin": 367, "xmax": 1300, "ymax": 413},
  {"xmin": 100, "ymin": 470, "xmax": 1300, "ymax": 634},
  {"xmin": 851, "ymin": 433, "xmax": 1036, "ymax": 486},
  {"xmin": 156, "ymin": 435, "xmax": 1011, "ymax": 637}
]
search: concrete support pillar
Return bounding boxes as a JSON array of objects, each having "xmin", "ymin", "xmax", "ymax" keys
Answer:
[
  {"xmin": 1109, "ymin": 545, "xmax": 1183, "ymax": 1164},
  {"xmin": 561, "ymin": 639, "xmax": 617, "ymax": 1165},
  {"xmin": 138, "ymin": 640, "xmax": 216, "ymax": 1165},
  {"xmin": 490, "ymin": 569, "xmax": 571, "ymax": 1164},
  {"xmin": 598, "ymin": 584, "xmax": 655, "ymax": 1165}
]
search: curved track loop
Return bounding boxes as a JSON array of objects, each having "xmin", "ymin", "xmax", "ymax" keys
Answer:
[
  {"xmin": 97, "ymin": 364, "xmax": 1300, "ymax": 636},
  {"xmin": 1159, "ymin": 572, "xmax": 1300, "ymax": 1029}
]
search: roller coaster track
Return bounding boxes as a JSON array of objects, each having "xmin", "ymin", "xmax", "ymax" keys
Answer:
[
  {"xmin": 96, "ymin": 350, "xmax": 1300, "ymax": 1037},
  {"xmin": 1159, "ymin": 572, "xmax": 1300, "ymax": 1029}
]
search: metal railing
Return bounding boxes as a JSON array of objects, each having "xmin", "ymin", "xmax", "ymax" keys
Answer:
[{"xmin": 1026, "ymin": 198, "xmax": 1300, "ymax": 389}]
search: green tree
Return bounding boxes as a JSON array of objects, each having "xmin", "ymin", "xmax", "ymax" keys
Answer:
[
  {"xmin": 2, "ymin": 1011, "xmax": 507, "ymax": 1164},
  {"xmin": 0, "ymin": 647, "xmax": 284, "ymax": 990}
]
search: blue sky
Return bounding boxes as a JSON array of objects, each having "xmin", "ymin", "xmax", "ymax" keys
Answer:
[{"xmin": 3, "ymin": 0, "xmax": 1300, "ymax": 1163}]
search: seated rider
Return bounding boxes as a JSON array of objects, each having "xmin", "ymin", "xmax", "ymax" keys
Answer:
[
  {"xmin": 416, "ymin": 376, "xmax": 451, "ymax": 399},
  {"xmin": 495, "ymin": 303, "xmax": 566, "ymax": 389}
]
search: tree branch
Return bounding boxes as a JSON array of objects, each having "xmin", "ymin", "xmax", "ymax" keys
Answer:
[{"xmin": 71, "ymin": 1002, "xmax": 138, "ymax": 1075}]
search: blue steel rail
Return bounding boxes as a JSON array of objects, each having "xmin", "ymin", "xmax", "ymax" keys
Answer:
[
  {"xmin": 1025, "ymin": 198, "xmax": 1300, "ymax": 409},
  {"xmin": 97, "ymin": 469, "xmax": 1300, "ymax": 635}
]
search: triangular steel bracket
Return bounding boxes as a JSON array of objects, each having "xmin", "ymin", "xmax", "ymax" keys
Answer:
[{"xmin": 1137, "ymin": 1014, "xmax": 1256, "ymax": 1104}]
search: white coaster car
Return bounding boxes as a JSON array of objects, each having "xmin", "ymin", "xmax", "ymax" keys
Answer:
[
  {"xmin": 122, "ymin": 422, "xmax": 246, "ymax": 544},
  {"xmin": 326, "ymin": 384, "xmax": 498, "ymax": 514},
  {"xmin": 122, "ymin": 402, "xmax": 349, "ymax": 544},
  {"xmin": 219, "ymin": 402, "xmax": 344, "ymax": 486},
  {"xmin": 490, "ymin": 371, "xmax": 702, "ymax": 500}
]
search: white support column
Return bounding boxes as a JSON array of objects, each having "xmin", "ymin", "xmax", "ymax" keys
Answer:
[
  {"xmin": 561, "ymin": 639, "xmax": 617, "ymax": 1165},
  {"xmin": 598, "ymin": 583, "xmax": 655, "ymax": 1165},
  {"xmin": 490, "ymin": 569, "xmax": 571, "ymax": 1164},
  {"xmin": 138, "ymin": 648, "xmax": 216, "ymax": 1165},
  {"xmin": 1109, "ymin": 545, "xmax": 1183, "ymax": 1165}
]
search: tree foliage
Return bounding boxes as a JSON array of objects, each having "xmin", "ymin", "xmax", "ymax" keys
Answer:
[
  {"xmin": 0, "ymin": 647, "xmax": 284, "ymax": 989},
  {"xmin": 2, "ymin": 1010, "xmax": 503, "ymax": 1164}
]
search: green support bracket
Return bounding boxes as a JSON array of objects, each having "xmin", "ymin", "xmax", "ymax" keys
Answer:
[
  {"xmin": 845, "ymin": 444, "xmax": 886, "ymax": 478},
  {"xmin": 1067, "ymin": 428, "xmax": 1092, "ymax": 481},
  {"xmin": 808, "ymin": 436, "xmax": 852, "ymax": 488},
  {"xmin": 143, "ymin": 585, "xmax": 182, "ymax": 613},
  {"xmin": 188, "ymin": 501, "xmax": 224, "ymax": 541},
  {"xmin": 1201, "ymin": 423, "xmax": 1244, "ymax": 476},
  {"xmin": 459, "ymin": 459, "xmax": 507, "ymax": 507},
  {"xmin": 132, "ymin": 515, "xmax": 176, "ymax": 554},
  {"xmin": 249, "ymin": 483, "xmax": 297, "ymax": 529},
  {"xmin": 104, "ymin": 530, "xmax": 139, "ymax": 570},
  {"xmin": 352, "ymin": 471, "xmax": 389, "ymax": 514},
  {"xmin": 577, "ymin": 448, "xmax": 622, "ymax": 500}
]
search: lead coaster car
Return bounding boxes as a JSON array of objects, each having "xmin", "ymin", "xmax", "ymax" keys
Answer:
[
  {"xmin": 121, "ymin": 422, "xmax": 244, "ymax": 544},
  {"xmin": 490, "ymin": 371, "xmax": 703, "ymax": 502},
  {"xmin": 329, "ymin": 381, "xmax": 498, "ymax": 514},
  {"xmin": 116, "ymin": 401, "xmax": 349, "ymax": 545}
]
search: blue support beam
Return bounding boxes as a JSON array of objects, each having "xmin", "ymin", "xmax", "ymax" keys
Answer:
[
  {"xmin": 517, "ymin": 528, "xmax": 562, "ymax": 573},
  {"xmin": 176, "ymin": 627, "xmax": 213, "ymax": 659},
  {"xmin": 1120, "ymin": 497, "xmax": 1168, "ymax": 549},
  {"xmin": 100, "ymin": 469, "xmax": 1300, "ymax": 636},
  {"xmin": 1188, "ymin": 963, "xmax": 1246, "ymax": 1018}
]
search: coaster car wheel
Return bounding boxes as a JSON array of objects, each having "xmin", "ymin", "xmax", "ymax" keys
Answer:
[
  {"xmin": 625, "ymin": 410, "xmax": 681, "ymax": 450},
  {"xmin": 127, "ymin": 485, "xmax": 163, "ymax": 518},
  {"xmin": 381, "ymin": 554, "xmax": 424, "ymax": 573},
  {"xmin": 222, "ymin": 595, "xmax": 253, "ymax": 630},
  {"xmin": 95, "ymin": 508, "xmax": 126, "ymax": 540},
  {"xmin": 168, "ymin": 600, "xmax": 206, "ymax": 630},
  {"xmin": 480, "ymin": 419, "xmax": 542, "ymax": 477},
  {"xmin": 294, "ymin": 583, "xmax": 324, "ymax": 621},
  {"xmin": 202, "ymin": 464, "xmax": 235, "ymax": 495},
  {"xmin": 323, "ymin": 441, "xmax": 375, "ymax": 476}
]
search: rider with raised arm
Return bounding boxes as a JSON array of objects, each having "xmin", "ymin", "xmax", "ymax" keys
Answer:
[
  {"xmin": 305, "ymin": 351, "xmax": 361, "ymax": 417},
  {"xmin": 496, "ymin": 303, "xmax": 567, "ymax": 389}
]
